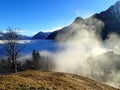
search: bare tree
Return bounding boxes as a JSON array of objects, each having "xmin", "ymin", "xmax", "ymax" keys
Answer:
[{"xmin": 0, "ymin": 27, "xmax": 25, "ymax": 73}]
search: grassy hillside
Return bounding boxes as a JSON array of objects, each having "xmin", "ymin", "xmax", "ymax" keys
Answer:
[{"xmin": 0, "ymin": 70, "xmax": 117, "ymax": 90}]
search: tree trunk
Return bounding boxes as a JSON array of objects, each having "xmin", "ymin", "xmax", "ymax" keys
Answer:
[
  {"xmin": 13, "ymin": 63, "xmax": 17, "ymax": 73},
  {"xmin": 12, "ymin": 55, "xmax": 17, "ymax": 73}
]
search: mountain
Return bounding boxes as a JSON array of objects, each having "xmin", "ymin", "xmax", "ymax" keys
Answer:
[
  {"xmin": 0, "ymin": 31, "xmax": 31, "ymax": 40},
  {"xmin": 47, "ymin": 1, "xmax": 120, "ymax": 40},
  {"xmin": 46, "ymin": 17, "xmax": 84, "ymax": 41},
  {"xmin": 32, "ymin": 31, "xmax": 51, "ymax": 39},
  {"xmin": 18, "ymin": 35, "xmax": 31, "ymax": 40},
  {"xmin": 0, "ymin": 32, "xmax": 4, "ymax": 39},
  {"xmin": 0, "ymin": 70, "xmax": 117, "ymax": 90},
  {"xmin": 93, "ymin": 1, "xmax": 120, "ymax": 39}
]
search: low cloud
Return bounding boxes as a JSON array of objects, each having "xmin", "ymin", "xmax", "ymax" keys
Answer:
[{"xmin": 39, "ymin": 17, "xmax": 120, "ymax": 88}]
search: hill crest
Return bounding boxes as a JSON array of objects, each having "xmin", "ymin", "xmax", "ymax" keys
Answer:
[{"xmin": 0, "ymin": 70, "xmax": 117, "ymax": 90}]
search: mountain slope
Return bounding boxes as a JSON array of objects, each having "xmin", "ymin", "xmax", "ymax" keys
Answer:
[
  {"xmin": 0, "ymin": 70, "xmax": 117, "ymax": 90},
  {"xmin": 47, "ymin": 1, "xmax": 120, "ymax": 40},
  {"xmin": 32, "ymin": 32, "xmax": 51, "ymax": 39},
  {"xmin": 46, "ymin": 17, "xmax": 84, "ymax": 41},
  {"xmin": 0, "ymin": 31, "xmax": 31, "ymax": 40},
  {"xmin": 93, "ymin": 1, "xmax": 120, "ymax": 39}
]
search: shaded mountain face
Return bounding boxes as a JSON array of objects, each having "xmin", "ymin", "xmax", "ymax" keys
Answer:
[
  {"xmin": 32, "ymin": 32, "xmax": 51, "ymax": 39},
  {"xmin": 47, "ymin": 1, "xmax": 120, "ymax": 40},
  {"xmin": 93, "ymin": 1, "xmax": 120, "ymax": 39}
]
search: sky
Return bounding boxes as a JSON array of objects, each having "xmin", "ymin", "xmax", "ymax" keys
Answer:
[{"xmin": 0, "ymin": 0, "xmax": 119, "ymax": 36}]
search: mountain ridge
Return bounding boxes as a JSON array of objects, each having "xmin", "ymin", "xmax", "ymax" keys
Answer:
[
  {"xmin": 47, "ymin": 1, "xmax": 120, "ymax": 40},
  {"xmin": 32, "ymin": 31, "xmax": 51, "ymax": 40}
]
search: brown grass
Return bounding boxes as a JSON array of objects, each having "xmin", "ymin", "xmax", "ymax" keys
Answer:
[{"xmin": 0, "ymin": 70, "xmax": 118, "ymax": 90}]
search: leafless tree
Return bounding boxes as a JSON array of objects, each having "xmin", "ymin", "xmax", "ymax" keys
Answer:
[{"xmin": 0, "ymin": 27, "xmax": 25, "ymax": 73}]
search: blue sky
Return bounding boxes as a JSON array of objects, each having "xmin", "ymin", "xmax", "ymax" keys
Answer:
[{"xmin": 0, "ymin": 0, "xmax": 119, "ymax": 36}]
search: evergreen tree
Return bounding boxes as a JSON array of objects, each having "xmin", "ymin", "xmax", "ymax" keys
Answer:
[{"xmin": 32, "ymin": 50, "xmax": 41, "ymax": 69}]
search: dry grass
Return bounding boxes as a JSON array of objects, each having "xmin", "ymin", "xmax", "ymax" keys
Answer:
[{"xmin": 0, "ymin": 70, "xmax": 118, "ymax": 90}]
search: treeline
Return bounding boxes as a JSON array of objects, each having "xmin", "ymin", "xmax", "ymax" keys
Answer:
[{"xmin": 0, "ymin": 50, "xmax": 55, "ymax": 74}]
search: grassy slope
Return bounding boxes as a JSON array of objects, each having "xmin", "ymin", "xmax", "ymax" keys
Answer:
[{"xmin": 0, "ymin": 70, "xmax": 117, "ymax": 90}]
